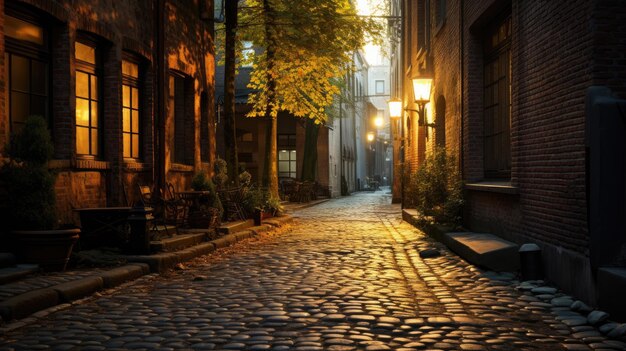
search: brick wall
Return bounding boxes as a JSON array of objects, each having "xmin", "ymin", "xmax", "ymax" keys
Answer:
[
  {"xmin": 592, "ymin": 0, "xmax": 626, "ymax": 98},
  {"xmin": 0, "ymin": 0, "xmax": 215, "ymax": 225}
]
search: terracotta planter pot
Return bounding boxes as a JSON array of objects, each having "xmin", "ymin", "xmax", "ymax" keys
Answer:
[{"xmin": 12, "ymin": 228, "xmax": 80, "ymax": 272}]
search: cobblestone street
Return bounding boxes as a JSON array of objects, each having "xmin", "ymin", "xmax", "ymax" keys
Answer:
[{"xmin": 1, "ymin": 191, "xmax": 624, "ymax": 350}]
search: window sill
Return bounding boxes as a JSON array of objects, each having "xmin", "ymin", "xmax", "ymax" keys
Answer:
[
  {"xmin": 123, "ymin": 161, "xmax": 150, "ymax": 172},
  {"xmin": 465, "ymin": 181, "xmax": 519, "ymax": 195},
  {"xmin": 75, "ymin": 159, "xmax": 111, "ymax": 170},
  {"xmin": 170, "ymin": 163, "xmax": 194, "ymax": 172}
]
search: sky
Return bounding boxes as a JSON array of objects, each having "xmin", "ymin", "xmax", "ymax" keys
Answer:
[{"xmin": 356, "ymin": 0, "xmax": 386, "ymax": 66}]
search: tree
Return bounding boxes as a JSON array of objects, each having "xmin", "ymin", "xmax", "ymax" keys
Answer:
[
  {"xmin": 223, "ymin": 0, "xmax": 240, "ymax": 186},
  {"xmin": 238, "ymin": 0, "xmax": 382, "ymax": 198}
]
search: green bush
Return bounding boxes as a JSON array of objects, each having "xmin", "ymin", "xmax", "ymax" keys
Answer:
[
  {"xmin": 408, "ymin": 146, "xmax": 463, "ymax": 225},
  {"xmin": 0, "ymin": 116, "xmax": 57, "ymax": 230},
  {"xmin": 212, "ymin": 157, "xmax": 229, "ymax": 189},
  {"xmin": 242, "ymin": 187, "xmax": 283, "ymax": 216},
  {"xmin": 191, "ymin": 171, "xmax": 223, "ymax": 218}
]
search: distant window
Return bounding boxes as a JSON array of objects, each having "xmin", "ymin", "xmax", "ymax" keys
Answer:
[
  {"xmin": 122, "ymin": 59, "xmax": 141, "ymax": 159},
  {"xmin": 75, "ymin": 41, "xmax": 100, "ymax": 157},
  {"xmin": 5, "ymin": 13, "xmax": 49, "ymax": 134},
  {"xmin": 278, "ymin": 134, "xmax": 296, "ymax": 178},
  {"xmin": 375, "ymin": 80, "xmax": 385, "ymax": 94},
  {"xmin": 483, "ymin": 14, "xmax": 512, "ymax": 178}
]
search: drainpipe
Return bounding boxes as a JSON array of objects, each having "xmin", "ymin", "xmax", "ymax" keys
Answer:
[
  {"xmin": 459, "ymin": 0, "xmax": 464, "ymax": 180},
  {"xmin": 155, "ymin": 0, "xmax": 166, "ymax": 192}
]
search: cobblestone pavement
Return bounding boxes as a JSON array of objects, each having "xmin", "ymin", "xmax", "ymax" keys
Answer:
[{"xmin": 1, "ymin": 192, "xmax": 625, "ymax": 350}]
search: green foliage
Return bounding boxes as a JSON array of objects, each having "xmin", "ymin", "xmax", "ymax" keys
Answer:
[
  {"xmin": 212, "ymin": 157, "xmax": 229, "ymax": 189},
  {"xmin": 239, "ymin": 170, "xmax": 252, "ymax": 189},
  {"xmin": 191, "ymin": 171, "xmax": 212, "ymax": 191},
  {"xmin": 191, "ymin": 171, "xmax": 223, "ymax": 219},
  {"xmin": 237, "ymin": 0, "xmax": 383, "ymax": 123},
  {"xmin": 242, "ymin": 186, "xmax": 283, "ymax": 216},
  {"xmin": 408, "ymin": 147, "xmax": 464, "ymax": 225},
  {"xmin": 0, "ymin": 116, "xmax": 57, "ymax": 230}
]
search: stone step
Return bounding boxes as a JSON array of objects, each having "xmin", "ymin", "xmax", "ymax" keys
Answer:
[
  {"xmin": 444, "ymin": 232, "xmax": 520, "ymax": 272},
  {"xmin": 150, "ymin": 233, "xmax": 207, "ymax": 253},
  {"xmin": 0, "ymin": 253, "xmax": 16, "ymax": 269},
  {"xmin": 218, "ymin": 219, "xmax": 255, "ymax": 235},
  {"xmin": 0, "ymin": 264, "xmax": 39, "ymax": 285},
  {"xmin": 598, "ymin": 267, "xmax": 626, "ymax": 321}
]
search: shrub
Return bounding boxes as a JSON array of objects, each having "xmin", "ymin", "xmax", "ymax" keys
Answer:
[
  {"xmin": 212, "ymin": 157, "xmax": 229, "ymax": 189},
  {"xmin": 191, "ymin": 171, "xmax": 223, "ymax": 219},
  {"xmin": 0, "ymin": 116, "xmax": 58, "ymax": 230},
  {"xmin": 408, "ymin": 146, "xmax": 463, "ymax": 225}
]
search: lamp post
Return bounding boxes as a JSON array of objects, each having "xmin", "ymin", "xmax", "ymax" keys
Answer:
[{"xmin": 388, "ymin": 75, "xmax": 433, "ymax": 209}]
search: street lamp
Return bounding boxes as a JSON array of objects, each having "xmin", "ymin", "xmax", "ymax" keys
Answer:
[
  {"xmin": 367, "ymin": 131, "xmax": 375, "ymax": 142},
  {"xmin": 387, "ymin": 75, "xmax": 433, "ymax": 209}
]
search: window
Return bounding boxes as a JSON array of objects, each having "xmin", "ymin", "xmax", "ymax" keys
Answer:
[
  {"xmin": 169, "ymin": 73, "xmax": 193, "ymax": 165},
  {"xmin": 483, "ymin": 15, "xmax": 512, "ymax": 178},
  {"xmin": 5, "ymin": 13, "xmax": 49, "ymax": 134},
  {"xmin": 278, "ymin": 134, "xmax": 296, "ymax": 178},
  {"xmin": 122, "ymin": 59, "xmax": 141, "ymax": 159},
  {"xmin": 75, "ymin": 41, "xmax": 100, "ymax": 157},
  {"xmin": 375, "ymin": 80, "xmax": 385, "ymax": 94}
]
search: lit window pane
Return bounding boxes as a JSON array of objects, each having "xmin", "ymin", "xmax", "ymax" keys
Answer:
[
  {"xmin": 123, "ymin": 133, "xmax": 131, "ymax": 158},
  {"xmin": 75, "ymin": 42, "xmax": 96, "ymax": 64},
  {"xmin": 122, "ymin": 85, "xmax": 130, "ymax": 107},
  {"xmin": 122, "ymin": 60, "xmax": 138, "ymax": 78},
  {"xmin": 5, "ymin": 16, "xmax": 43, "ymax": 45},
  {"xmin": 123, "ymin": 108, "xmax": 131, "ymax": 132},
  {"xmin": 11, "ymin": 55, "xmax": 29, "ymax": 92},
  {"xmin": 131, "ymin": 110, "xmax": 139, "ymax": 133},
  {"xmin": 76, "ymin": 127, "xmax": 89, "ymax": 155},
  {"xmin": 278, "ymin": 150, "xmax": 289, "ymax": 160},
  {"xmin": 132, "ymin": 135, "xmax": 139, "ymax": 158},
  {"xmin": 290, "ymin": 150, "xmax": 296, "ymax": 159},
  {"xmin": 90, "ymin": 75, "xmax": 98, "ymax": 100},
  {"xmin": 90, "ymin": 101, "xmax": 98, "ymax": 127},
  {"xmin": 76, "ymin": 98, "xmax": 90, "ymax": 126},
  {"xmin": 131, "ymin": 88, "xmax": 139, "ymax": 109},
  {"xmin": 279, "ymin": 162, "xmax": 289, "ymax": 172},
  {"xmin": 290, "ymin": 161, "xmax": 296, "ymax": 172},
  {"xmin": 76, "ymin": 71, "xmax": 90, "ymax": 98},
  {"xmin": 91, "ymin": 129, "xmax": 98, "ymax": 155}
]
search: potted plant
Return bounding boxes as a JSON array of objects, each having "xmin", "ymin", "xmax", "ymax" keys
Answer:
[
  {"xmin": 243, "ymin": 187, "xmax": 266, "ymax": 225},
  {"xmin": 0, "ymin": 116, "xmax": 80, "ymax": 271},
  {"xmin": 189, "ymin": 171, "xmax": 223, "ymax": 228}
]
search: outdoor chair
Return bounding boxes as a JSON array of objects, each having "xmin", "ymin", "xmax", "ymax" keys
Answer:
[{"xmin": 218, "ymin": 187, "xmax": 247, "ymax": 222}]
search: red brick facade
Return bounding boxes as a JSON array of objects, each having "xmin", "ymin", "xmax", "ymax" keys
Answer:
[
  {"xmin": 0, "ymin": 0, "xmax": 215, "ymax": 224},
  {"xmin": 394, "ymin": 0, "xmax": 626, "ymax": 304}
]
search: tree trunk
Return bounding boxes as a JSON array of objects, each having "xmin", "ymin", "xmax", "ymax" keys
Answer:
[
  {"xmin": 262, "ymin": 0, "xmax": 279, "ymax": 199},
  {"xmin": 223, "ymin": 0, "xmax": 239, "ymax": 186},
  {"xmin": 301, "ymin": 119, "xmax": 319, "ymax": 182}
]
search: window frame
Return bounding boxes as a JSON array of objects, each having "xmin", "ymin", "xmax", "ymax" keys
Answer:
[
  {"xmin": 169, "ymin": 71, "xmax": 193, "ymax": 165},
  {"xmin": 75, "ymin": 38, "xmax": 102, "ymax": 158},
  {"xmin": 122, "ymin": 56, "xmax": 142, "ymax": 160},
  {"xmin": 375, "ymin": 80, "xmax": 385, "ymax": 95},
  {"xmin": 278, "ymin": 134, "xmax": 297, "ymax": 179},
  {"xmin": 482, "ymin": 14, "xmax": 512, "ymax": 179},
  {"xmin": 4, "ymin": 8, "xmax": 51, "ymax": 135}
]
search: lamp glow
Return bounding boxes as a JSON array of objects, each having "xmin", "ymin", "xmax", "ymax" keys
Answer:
[
  {"xmin": 388, "ymin": 98, "xmax": 402, "ymax": 119},
  {"xmin": 374, "ymin": 116, "xmax": 384, "ymax": 127},
  {"xmin": 367, "ymin": 132, "xmax": 375, "ymax": 142},
  {"xmin": 411, "ymin": 77, "xmax": 432, "ymax": 103}
]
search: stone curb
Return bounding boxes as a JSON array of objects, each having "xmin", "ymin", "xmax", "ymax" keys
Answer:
[{"xmin": 0, "ymin": 215, "xmax": 293, "ymax": 324}]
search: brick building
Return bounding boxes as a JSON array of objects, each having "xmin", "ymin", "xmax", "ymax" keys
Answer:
[
  {"xmin": 392, "ymin": 0, "xmax": 626, "ymax": 312},
  {"xmin": 0, "ymin": 0, "xmax": 216, "ymax": 224}
]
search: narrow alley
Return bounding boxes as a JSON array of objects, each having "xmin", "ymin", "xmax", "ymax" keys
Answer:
[{"xmin": 2, "ymin": 191, "xmax": 619, "ymax": 351}]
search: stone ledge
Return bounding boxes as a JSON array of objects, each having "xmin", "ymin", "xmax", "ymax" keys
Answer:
[
  {"xmin": 52, "ymin": 276, "xmax": 104, "ymax": 302},
  {"xmin": 444, "ymin": 232, "xmax": 520, "ymax": 272},
  {"xmin": 0, "ymin": 288, "xmax": 59, "ymax": 321}
]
